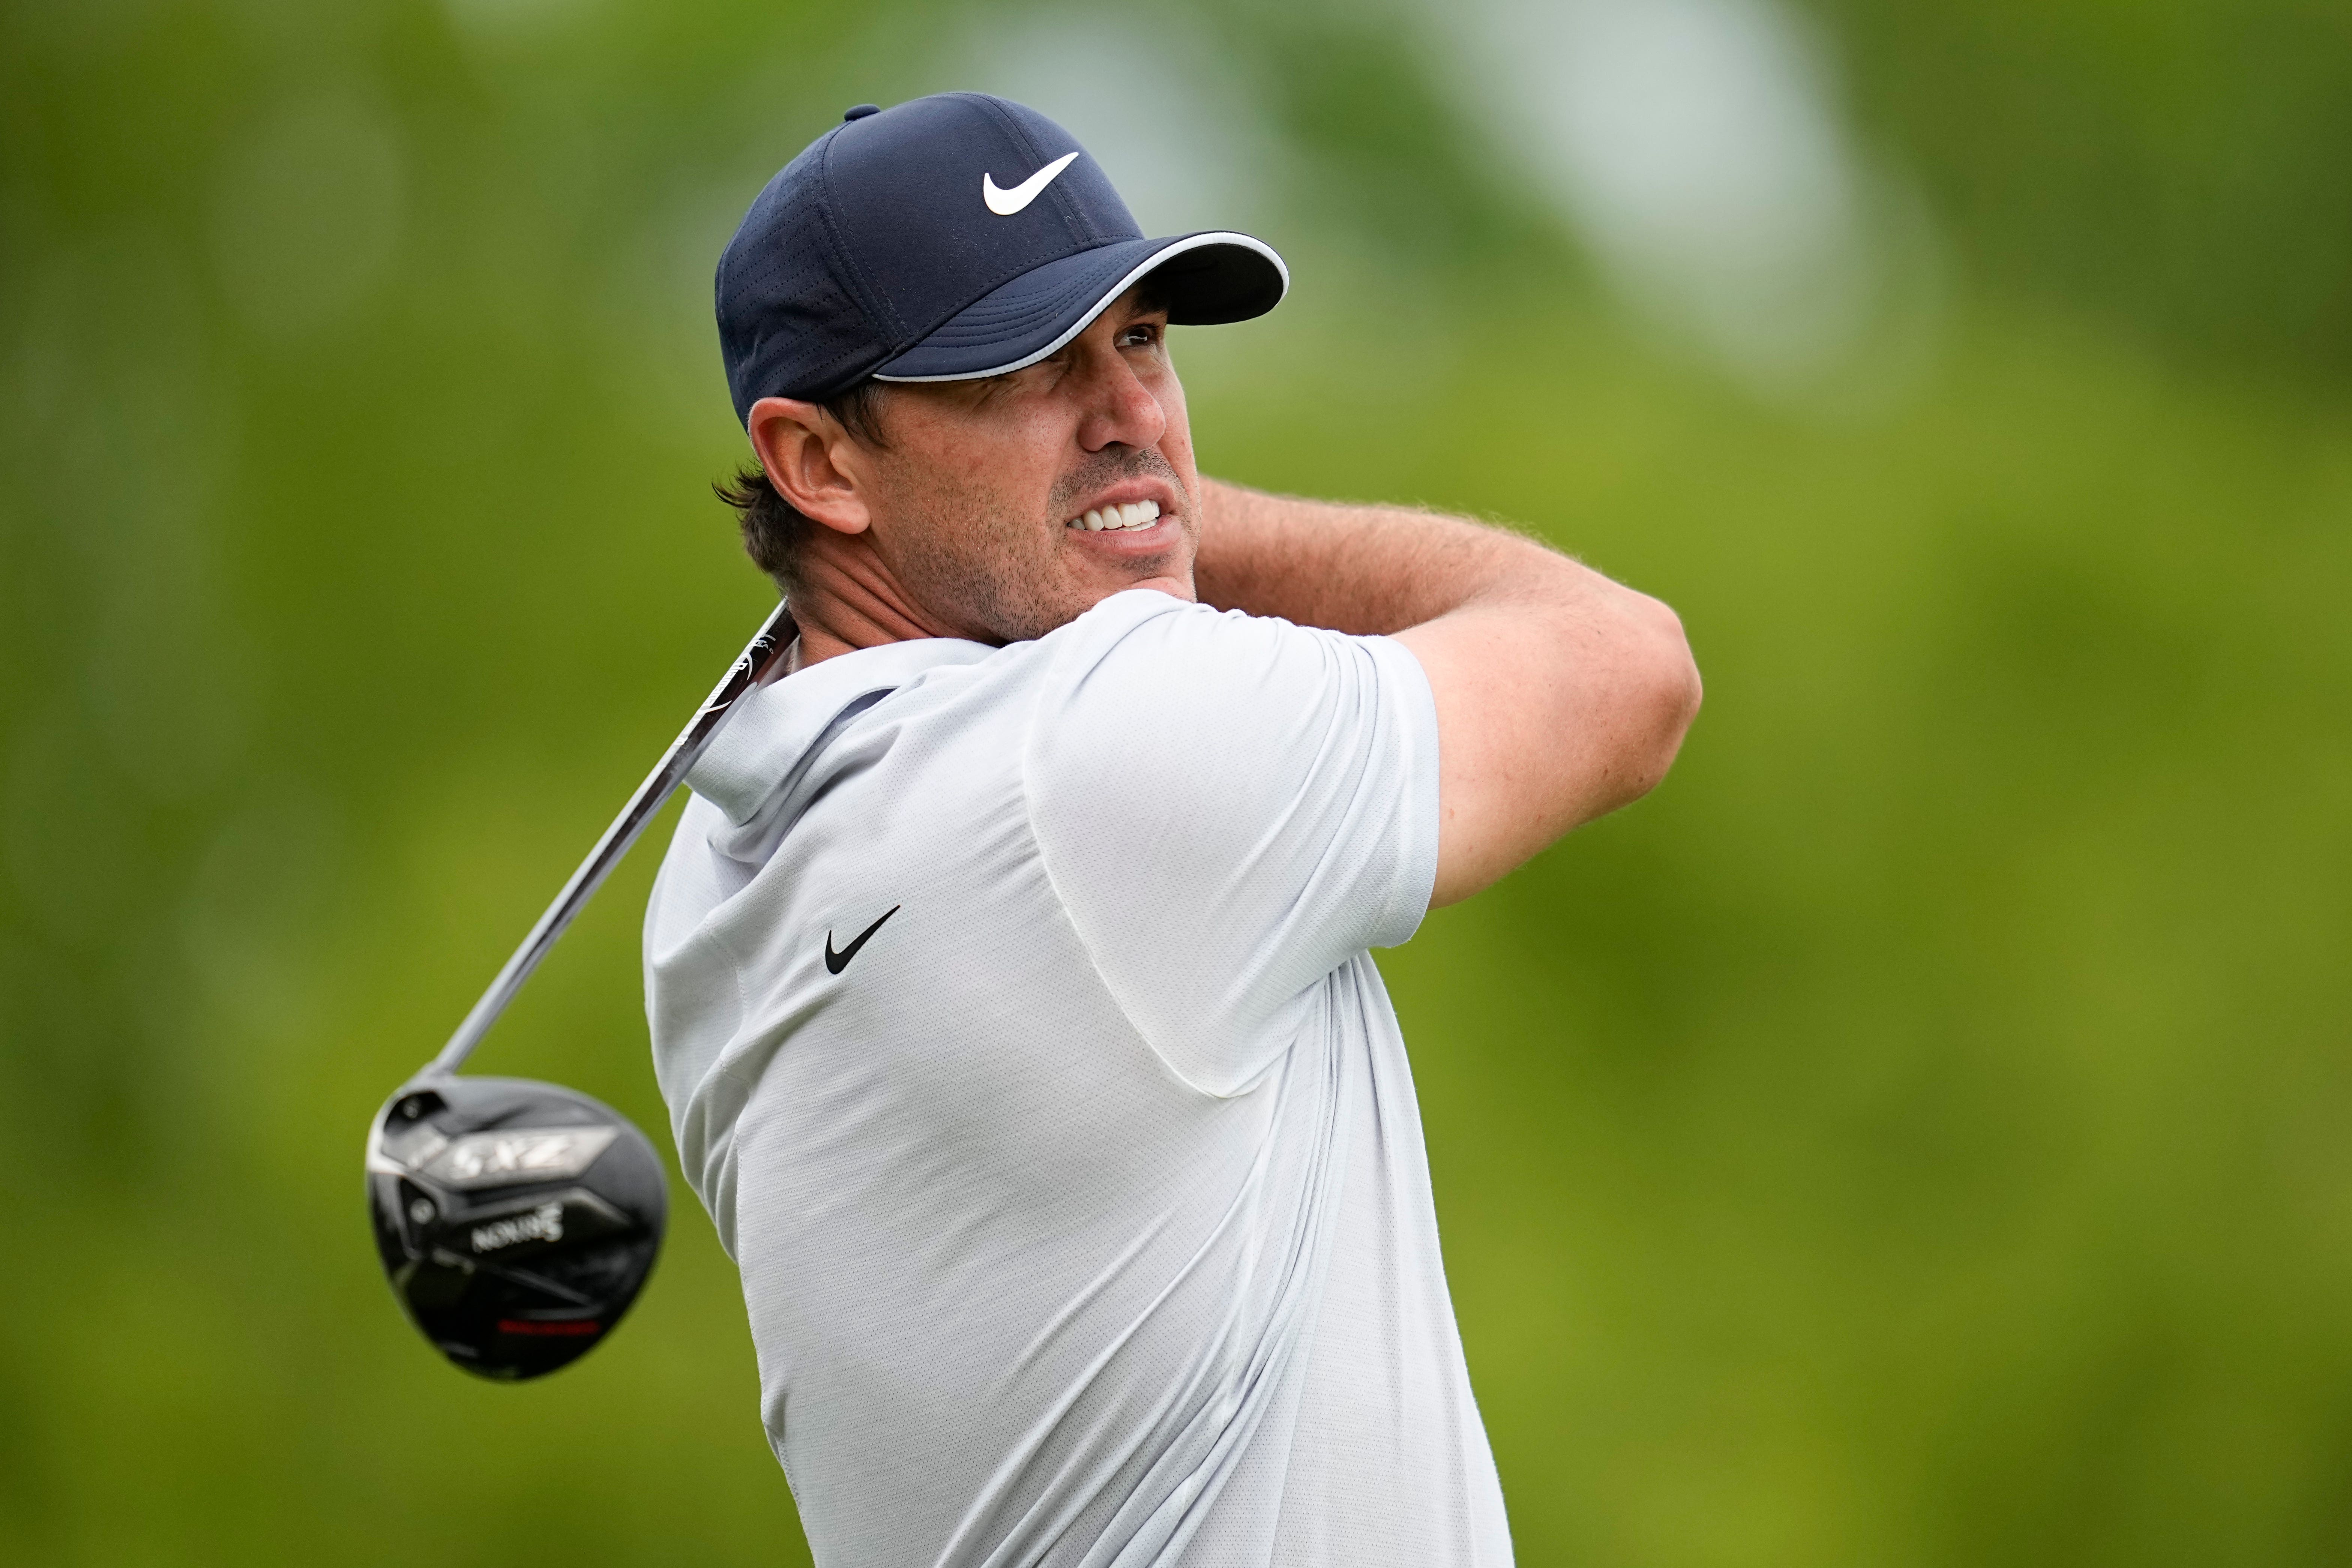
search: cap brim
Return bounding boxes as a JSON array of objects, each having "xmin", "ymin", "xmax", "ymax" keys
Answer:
[{"xmin": 870, "ymin": 231, "xmax": 1287, "ymax": 384}]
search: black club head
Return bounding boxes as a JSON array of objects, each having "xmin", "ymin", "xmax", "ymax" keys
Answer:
[{"xmin": 366, "ymin": 1076, "xmax": 667, "ymax": 1380}]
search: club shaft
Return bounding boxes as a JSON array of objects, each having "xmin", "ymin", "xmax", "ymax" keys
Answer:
[{"xmin": 425, "ymin": 600, "xmax": 798, "ymax": 1078}]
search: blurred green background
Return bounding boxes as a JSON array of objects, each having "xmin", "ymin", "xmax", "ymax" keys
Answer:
[{"xmin": 5, "ymin": 0, "xmax": 2351, "ymax": 1562}]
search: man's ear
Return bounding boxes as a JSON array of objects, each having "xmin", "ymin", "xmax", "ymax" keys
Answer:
[{"xmin": 747, "ymin": 396, "xmax": 873, "ymax": 536}]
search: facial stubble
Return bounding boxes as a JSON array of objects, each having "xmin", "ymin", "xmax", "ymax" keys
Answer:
[{"xmin": 876, "ymin": 444, "xmax": 1197, "ymax": 645}]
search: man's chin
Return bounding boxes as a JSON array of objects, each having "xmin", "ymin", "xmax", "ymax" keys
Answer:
[
  {"xmin": 1095, "ymin": 570, "xmax": 1195, "ymax": 607},
  {"xmin": 1080, "ymin": 543, "xmax": 1195, "ymax": 606}
]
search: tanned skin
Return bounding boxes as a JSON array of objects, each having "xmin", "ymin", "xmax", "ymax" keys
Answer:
[{"xmin": 746, "ymin": 288, "xmax": 1702, "ymax": 907}]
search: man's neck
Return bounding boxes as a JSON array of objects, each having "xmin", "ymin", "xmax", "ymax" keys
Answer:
[{"xmin": 788, "ymin": 530, "xmax": 974, "ymax": 666}]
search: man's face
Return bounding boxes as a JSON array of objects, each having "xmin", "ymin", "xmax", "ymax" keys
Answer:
[{"xmin": 850, "ymin": 289, "xmax": 1199, "ymax": 644}]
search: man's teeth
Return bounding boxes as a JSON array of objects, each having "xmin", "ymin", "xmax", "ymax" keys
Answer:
[{"xmin": 1069, "ymin": 500, "xmax": 1162, "ymax": 532}]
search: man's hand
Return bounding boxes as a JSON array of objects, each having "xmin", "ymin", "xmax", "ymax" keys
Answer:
[{"xmin": 1195, "ymin": 479, "xmax": 1701, "ymax": 907}]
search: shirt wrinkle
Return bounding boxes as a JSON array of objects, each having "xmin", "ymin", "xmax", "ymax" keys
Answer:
[{"xmin": 643, "ymin": 590, "xmax": 1506, "ymax": 1568}]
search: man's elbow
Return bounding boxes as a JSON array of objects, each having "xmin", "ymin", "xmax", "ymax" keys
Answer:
[{"xmin": 1595, "ymin": 594, "xmax": 1702, "ymax": 815}]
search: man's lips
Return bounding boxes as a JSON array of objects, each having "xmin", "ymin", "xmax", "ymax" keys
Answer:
[
  {"xmin": 1059, "ymin": 479, "xmax": 1181, "ymax": 535},
  {"xmin": 1066, "ymin": 497, "xmax": 1163, "ymax": 533}
]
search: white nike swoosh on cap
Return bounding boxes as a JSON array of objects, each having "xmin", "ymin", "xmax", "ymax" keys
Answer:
[{"xmin": 982, "ymin": 152, "xmax": 1079, "ymax": 216}]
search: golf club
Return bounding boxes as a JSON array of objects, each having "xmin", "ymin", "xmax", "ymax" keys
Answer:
[{"xmin": 366, "ymin": 600, "xmax": 796, "ymax": 1379}]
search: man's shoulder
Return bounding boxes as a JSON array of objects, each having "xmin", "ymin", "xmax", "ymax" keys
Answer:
[
  {"xmin": 1038, "ymin": 586, "xmax": 1212, "ymax": 654},
  {"xmin": 1030, "ymin": 588, "xmax": 1316, "ymax": 692},
  {"xmin": 1022, "ymin": 592, "xmax": 1424, "ymax": 797}
]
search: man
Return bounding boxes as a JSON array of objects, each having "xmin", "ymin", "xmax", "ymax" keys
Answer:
[{"xmin": 645, "ymin": 94, "xmax": 1699, "ymax": 1566}]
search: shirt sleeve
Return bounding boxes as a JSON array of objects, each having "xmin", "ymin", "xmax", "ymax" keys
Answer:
[{"xmin": 1024, "ymin": 592, "xmax": 1441, "ymax": 1096}]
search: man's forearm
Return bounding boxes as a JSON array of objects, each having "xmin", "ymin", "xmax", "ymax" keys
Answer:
[
  {"xmin": 1194, "ymin": 476, "xmax": 1593, "ymax": 632},
  {"xmin": 1193, "ymin": 476, "xmax": 1701, "ymax": 905}
]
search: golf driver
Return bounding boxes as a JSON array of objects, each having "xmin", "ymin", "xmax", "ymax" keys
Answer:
[{"xmin": 366, "ymin": 601, "xmax": 796, "ymax": 1379}]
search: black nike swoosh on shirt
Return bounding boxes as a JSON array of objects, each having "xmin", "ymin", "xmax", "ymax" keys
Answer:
[{"xmin": 824, "ymin": 905, "xmax": 901, "ymax": 975}]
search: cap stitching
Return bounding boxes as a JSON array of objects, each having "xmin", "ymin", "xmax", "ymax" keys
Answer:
[
  {"xmin": 967, "ymin": 94, "xmax": 1093, "ymax": 251},
  {"xmin": 829, "ymin": 93, "xmax": 1095, "ymax": 358},
  {"xmin": 811, "ymin": 122, "xmax": 907, "ymax": 345},
  {"xmin": 873, "ymin": 231, "xmax": 1286, "ymax": 384}
]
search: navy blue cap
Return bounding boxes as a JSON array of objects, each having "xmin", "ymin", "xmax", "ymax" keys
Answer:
[{"xmin": 716, "ymin": 93, "xmax": 1288, "ymax": 422}]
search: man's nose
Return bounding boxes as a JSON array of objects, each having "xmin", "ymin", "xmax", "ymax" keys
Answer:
[{"xmin": 1075, "ymin": 354, "xmax": 1167, "ymax": 454}]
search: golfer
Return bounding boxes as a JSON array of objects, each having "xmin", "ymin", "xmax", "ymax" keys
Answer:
[{"xmin": 645, "ymin": 94, "xmax": 1700, "ymax": 1567}]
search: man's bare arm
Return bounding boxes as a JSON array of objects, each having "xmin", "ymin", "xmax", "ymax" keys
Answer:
[{"xmin": 1193, "ymin": 477, "xmax": 1702, "ymax": 907}]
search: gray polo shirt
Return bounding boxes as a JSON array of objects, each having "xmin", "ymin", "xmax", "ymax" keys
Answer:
[{"xmin": 644, "ymin": 588, "xmax": 1510, "ymax": 1566}]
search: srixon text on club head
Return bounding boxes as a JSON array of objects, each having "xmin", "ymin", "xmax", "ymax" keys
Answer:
[{"xmin": 366, "ymin": 1076, "xmax": 667, "ymax": 1380}]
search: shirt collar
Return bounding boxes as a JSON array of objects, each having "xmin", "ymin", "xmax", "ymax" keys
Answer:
[{"xmin": 687, "ymin": 634, "xmax": 994, "ymax": 824}]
